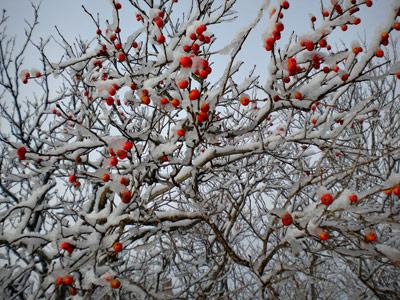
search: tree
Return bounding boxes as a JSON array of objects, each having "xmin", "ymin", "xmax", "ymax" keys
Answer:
[{"xmin": 0, "ymin": 0, "xmax": 400, "ymax": 298}]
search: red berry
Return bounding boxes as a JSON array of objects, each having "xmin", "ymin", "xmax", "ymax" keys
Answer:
[
  {"xmin": 304, "ymin": 40, "xmax": 314, "ymax": 51},
  {"xmin": 141, "ymin": 95, "xmax": 151, "ymax": 105},
  {"xmin": 240, "ymin": 96, "xmax": 250, "ymax": 106},
  {"xmin": 157, "ymin": 35, "xmax": 166, "ymax": 44},
  {"xmin": 334, "ymin": 4, "xmax": 343, "ymax": 14},
  {"xmin": 311, "ymin": 118, "xmax": 317, "ymax": 125},
  {"xmin": 68, "ymin": 175, "xmax": 76, "ymax": 183},
  {"xmin": 120, "ymin": 189, "xmax": 132, "ymax": 203},
  {"xmin": 191, "ymin": 43, "xmax": 200, "ymax": 52},
  {"xmin": 183, "ymin": 45, "xmax": 191, "ymax": 52},
  {"xmin": 73, "ymin": 181, "xmax": 81, "ymax": 188},
  {"xmin": 319, "ymin": 39, "xmax": 327, "ymax": 48},
  {"xmin": 60, "ymin": 242, "xmax": 75, "ymax": 254},
  {"xmin": 348, "ymin": 194, "xmax": 358, "ymax": 203},
  {"xmin": 294, "ymin": 91, "xmax": 302, "ymax": 100},
  {"xmin": 189, "ymin": 89, "xmax": 200, "ymax": 100},
  {"xmin": 196, "ymin": 24, "xmax": 207, "ymax": 35},
  {"xmin": 96, "ymin": 28, "xmax": 102, "ymax": 35},
  {"xmin": 341, "ymin": 73, "xmax": 349, "ymax": 81},
  {"xmin": 320, "ymin": 193, "xmax": 334, "ymax": 206},
  {"xmin": 123, "ymin": 140, "xmax": 134, "ymax": 151},
  {"xmin": 69, "ymin": 287, "xmax": 78, "ymax": 296},
  {"xmin": 177, "ymin": 129, "xmax": 185, "ymax": 137},
  {"xmin": 265, "ymin": 37, "xmax": 275, "ymax": 48},
  {"xmin": 171, "ymin": 98, "xmax": 180, "ymax": 108},
  {"xmin": 200, "ymin": 103, "xmax": 210, "ymax": 113},
  {"xmin": 275, "ymin": 22, "xmax": 284, "ymax": 32},
  {"xmin": 63, "ymin": 275, "xmax": 74, "ymax": 286},
  {"xmin": 102, "ymin": 173, "xmax": 111, "ymax": 182},
  {"xmin": 178, "ymin": 80, "xmax": 189, "ymax": 89},
  {"xmin": 393, "ymin": 185, "xmax": 400, "ymax": 196},
  {"xmin": 106, "ymin": 97, "xmax": 114, "ymax": 106},
  {"xmin": 180, "ymin": 56, "xmax": 193, "ymax": 68},
  {"xmin": 113, "ymin": 242, "xmax": 123, "ymax": 252},
  {"xmin": 341, "ymin": 24, "xmax": 348, "ymax": 31},
  {"xmin": 365, "ymin": 0, "xmax": 372, "ymax": 7},
  {"xmin": 154, "ymin": 17, "xmax": 164, "ymax": 28},
  {"xmin": 109, "ymin": 156, "xmax": 118, "ymax": 167},
  {"xmin": 273, "ymin": 95, "xmax": 281, "ymax": 102},
  {"xmin": 116, "ymin": 149, "xmax": 127, "ymax": 160},
  {"xmin": 190, "ymin": 33, "xmax": 197, "ymax": 40},
  {"xmin": 354, "ymin": 47, "xmax": 363, "ymax": 55},
  {"xmin": 281, "ymin": 1, "xmax": 289, "ymax": 9},
  {"xmin": 333, "ymin": 65, "xmax": 340, "ymax": 73},
  {"xmin": 281, "ymin": 212, "xmax": 293, "ymax": 226},
  {"xmin": 375, "ymin": 49, "xmax": 384, "ymax": 58},
  {"xmin": 55, "ymin": 277, "xmax": 64, "ymax": 286},
  {"xmin": 16, "ymin": 147, "xmax": 27, "ymax": 159},
  {"xmin": 197, "ymin": 111, "xmax": 208, "ymax": 123},
  {"xmin": 160, "ymin": 97, "xmax": 169, "ymax": 105},
  {"xmin": 114, "ymin": 2, "xmax": 122, "ymax": 9},
  {"xmin": 114, "ymin": 43, "xmax": 122, "ymax": 51},
  {"xmin": 119, "ymin": 176, "xmax": 129, "ymax": 186},
  {"xmin": 394, "ymin": 22, "xmax": 400, "ymax": 31},
  {"xmin": 117, "ymin": 52, "xmax": 126, "ymax": 62},
  {"xmin": 384, "ymin": 188, "xmax": 392, "ymax": 195}
]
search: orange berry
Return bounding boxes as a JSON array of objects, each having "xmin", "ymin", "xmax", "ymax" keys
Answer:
[
  {"xmin": 113, "ymin": 242, "xmax": 123, "ymax": 252},
  {"xmin": 240, "ymin": 96, "xmax": 250, "ymax": 106},
  {"xmin": 110, "ymin": 278, "xmax": 121, "ymax": 289},
  {"xmin": 364, "ymin": 231, "xmax": 377, "ymax": 243},
  {"xmin": 319, "ymin": 231, "xmax": 329, "ymax": 241}
]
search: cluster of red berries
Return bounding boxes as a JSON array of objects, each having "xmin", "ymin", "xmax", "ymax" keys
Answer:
[
  {"xmin": 153, "ymin": 11, "xmax": 167, "ymax": 44},
  {"xmin": 264, "ymin": 22, "xmax": 285, "ymax": 51},
  {"xmin": 280, "ymin": 191, "xmax": 378, "ymax": 242},
  {"xmin": 197, "ymin": 102, "xmax": 210, "ymax": 123},
  {"xmin": 108, "ymin": 140, "xmax": 133, "ymax": 168},
  {"xmin": 182, "ymin": 24, "xmax": 211, "ymax": 55},
  {"xmin": 139, "ymin": 89, "xmax": 151, "ymax": 105},
  {"xmin": 287, "ymin": 57, "xmax": 301, "ymax": 76},
  {"xmin": 384, "ymin": 185, "xmax": 400, "ymax": 197},
  {"xmin": 68, "ymin": 174, "xmax": 81, "ymax": 188},
  {"xmin": 55, "ymin": 275, "xmax": 77, "ymax": 295}
]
